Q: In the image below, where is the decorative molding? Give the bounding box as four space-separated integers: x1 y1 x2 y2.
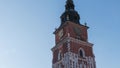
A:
51 37 68 51
69 37 93 47
51 37 93 51
52 52 96 68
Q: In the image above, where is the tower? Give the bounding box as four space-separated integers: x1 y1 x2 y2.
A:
51 0 96 68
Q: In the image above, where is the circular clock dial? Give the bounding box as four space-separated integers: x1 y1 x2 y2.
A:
73 27 81 35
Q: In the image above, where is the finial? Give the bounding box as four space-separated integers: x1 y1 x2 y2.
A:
65 0 75 10
84 22 87 26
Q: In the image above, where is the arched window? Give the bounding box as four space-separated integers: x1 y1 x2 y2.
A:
80 50 83 57
79 48 85 58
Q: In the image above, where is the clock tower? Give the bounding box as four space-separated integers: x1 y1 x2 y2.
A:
51 0 96 68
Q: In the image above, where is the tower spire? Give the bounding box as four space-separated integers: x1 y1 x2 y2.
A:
65 0 75 10
60 0 80 26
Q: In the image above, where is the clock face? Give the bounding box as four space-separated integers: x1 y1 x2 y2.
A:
73 27 81 36
58 29 63 39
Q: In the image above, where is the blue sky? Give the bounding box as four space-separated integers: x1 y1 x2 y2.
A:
0 0 120 68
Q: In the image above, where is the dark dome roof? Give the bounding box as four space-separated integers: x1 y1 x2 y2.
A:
60 0 80 26
60 10 80 25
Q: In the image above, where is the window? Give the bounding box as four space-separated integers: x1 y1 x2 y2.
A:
79 48 85 58
66 15 69 20
80 50 83 57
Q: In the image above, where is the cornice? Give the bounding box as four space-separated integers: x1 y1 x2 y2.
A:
69 37 93 47
51 37 93 52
